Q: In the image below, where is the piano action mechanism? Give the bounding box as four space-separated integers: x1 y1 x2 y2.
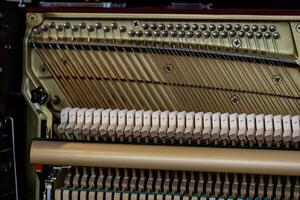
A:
23 10 300 199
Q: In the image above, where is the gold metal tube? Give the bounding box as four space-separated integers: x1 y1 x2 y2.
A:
30 140 300 176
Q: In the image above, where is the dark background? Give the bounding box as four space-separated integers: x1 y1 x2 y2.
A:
0 0 300 199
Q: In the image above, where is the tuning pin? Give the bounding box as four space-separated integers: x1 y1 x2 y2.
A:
144 30 152 37
200 24 207 31
142 23 149 30
111 22 118 30
153 30 160 37
183 24 190 30
269 25 276 32
79 22 86 29
252 25 259 32
87 25 94 32
226 24 233 30
255 32 262 39
150 23 157 30
158 24 165 30
161 30 168 37
273 32 280 39
220 31 228 38
119 26 126 32
71 25 79 32
186 31 193 38
48 22 55 29
243 25 250 31
234 24 241 31
209 24 216 31
178 31 185 37
33 27 42 34
103 26 110 32
260 25 267 32
238 31 245 37
170 31 177 37
192 24 199 30
175 24 182 30
229 31 236 37
195 31 202 38
95 23 102 30
212 31 219 38
246 32 254 38
203 31 211 38
55 25 63 32
167 24 174 30
264 32 271 39
128 30 135 37
135 30 143 37
41 25 49 31
63 22 71 29
217 24 224 31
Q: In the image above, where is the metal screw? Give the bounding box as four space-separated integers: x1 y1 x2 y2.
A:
232 38 242 48
296 24 300 33
131 20 140 28
272 75 283 84
230 95 240 104
61 58 68 65
29 14 37 22
52 95 61 105
163 64 174 73
39 65 47 74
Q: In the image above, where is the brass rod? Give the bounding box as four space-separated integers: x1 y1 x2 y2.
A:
31 140 300 176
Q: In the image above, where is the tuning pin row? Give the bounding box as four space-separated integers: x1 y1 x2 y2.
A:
32 21 280 42
141 23 277 33
56 107 300 147
33 21 125 35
